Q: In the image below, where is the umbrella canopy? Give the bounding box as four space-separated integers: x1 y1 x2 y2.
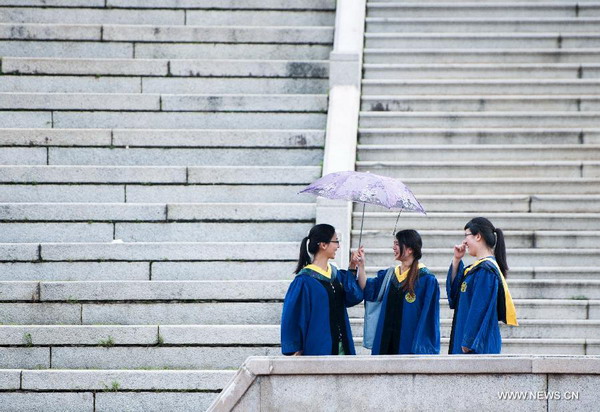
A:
300 171 425 213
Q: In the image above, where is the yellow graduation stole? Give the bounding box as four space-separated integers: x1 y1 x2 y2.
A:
464 258 518 326
304 263 332 279
394 263 426 284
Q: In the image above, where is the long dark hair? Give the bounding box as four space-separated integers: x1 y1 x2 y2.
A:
294 224 336 274
464 217 509 278
396 229 422 295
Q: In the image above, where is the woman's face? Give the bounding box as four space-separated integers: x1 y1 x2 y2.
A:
320 233 340 260
463 229 480 257
393 239 412 262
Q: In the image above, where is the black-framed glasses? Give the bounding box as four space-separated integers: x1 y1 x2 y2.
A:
329 240 341 244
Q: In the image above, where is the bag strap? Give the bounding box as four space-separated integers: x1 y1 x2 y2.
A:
376 267 395 302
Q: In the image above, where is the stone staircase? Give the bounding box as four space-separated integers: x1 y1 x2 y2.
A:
0 0 334 410
354 0 600 355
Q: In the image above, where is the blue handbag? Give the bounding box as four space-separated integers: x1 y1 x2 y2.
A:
363 267 394 349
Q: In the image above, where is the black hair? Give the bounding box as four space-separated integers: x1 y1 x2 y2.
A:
396 229 423 295
465 217 509 277
294 223 337 274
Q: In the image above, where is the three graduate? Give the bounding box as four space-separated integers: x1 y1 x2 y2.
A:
281 217 517 356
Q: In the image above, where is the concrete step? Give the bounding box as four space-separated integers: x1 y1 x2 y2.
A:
0 75 327 94
351 230 600 248
363 63 600 80
357 144 600 161
352 212 600 231
185 10 334 27
366 18 600 33
356 160 598 178
0 184 311 203
365 33 600 49
0 93 327 112
0 58 329 78
44 149 322 166
0 203 167 221
0 128 325 148
363 49 600 64
105 0 336 9
362 178 600 195
361 95 600 112
354 195 600 213
359 112 600 128
364 247 600 267
358 128 600 145
361 79 600 95
365 266 600 280
0 40 133 58
366 3 600 18
50 111 326 130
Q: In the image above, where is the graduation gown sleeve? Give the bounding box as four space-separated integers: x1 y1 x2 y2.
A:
337 269 364 307
280 276 310 355
411 274 441 354
363 269 389 302
446 260 465 310
461 268 499 353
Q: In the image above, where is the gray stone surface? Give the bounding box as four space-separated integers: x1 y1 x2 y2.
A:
115 222 311 242
0 75 140 93
82 302 282 325
186 9 334 27
0 128 111 146
0 23 101 40
112 129 325 148
40 242 297 261
0 93 160 111
51 346 277 369
0 147 46 165
0 347 49 369
142 77 327 94
0 166 186 183
0 41 133 58
53 111 326 130
0 203 166 221
0 223 113 243
167 203 315 221
0 185 124 203
151 261 294 281
547 375 600 410
23 369 234 390
104 25 333 44
0 393 93 412
161 325 280 345
186 166 321 184
0 262 149 281
0 303 80 325
0 244 39 262
161 94 327 112
135 43 330 60
0 7 185 24
126 185 312 203
0 281 39 301
169 59 328 78
0 370 20 390
0 111 51 128
48 148 322 166
2 57 168 76
0 325 157 345
40 280 290 301
96 392 217 412
0 0 104 5
108 0 335 9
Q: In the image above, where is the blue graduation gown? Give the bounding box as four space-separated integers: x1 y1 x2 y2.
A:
364 267 440 355
281 265 364 356
447 260 502 354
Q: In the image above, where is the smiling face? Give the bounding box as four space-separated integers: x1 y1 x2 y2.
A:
393 239 413 262
463 229 481 257
319 233 340 260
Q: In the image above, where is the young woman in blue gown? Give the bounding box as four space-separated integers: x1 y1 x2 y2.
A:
359 229 440 355
281 224 364 356
447 217 518 354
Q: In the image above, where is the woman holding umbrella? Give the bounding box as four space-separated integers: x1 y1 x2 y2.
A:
281 223 365 356
358 229 440 355
446 217 518 354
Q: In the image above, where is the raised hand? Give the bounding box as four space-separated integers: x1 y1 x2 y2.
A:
454 243 466 261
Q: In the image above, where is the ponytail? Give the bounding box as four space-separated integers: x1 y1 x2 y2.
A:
294 224 336 274
465 217 509 278
396 229 423 295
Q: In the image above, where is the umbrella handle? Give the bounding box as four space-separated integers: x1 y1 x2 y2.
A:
358 203 365 250
393 208 403 236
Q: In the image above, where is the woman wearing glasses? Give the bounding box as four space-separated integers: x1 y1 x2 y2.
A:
281 223 364 356
447 217 518 354
359 229 440 355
